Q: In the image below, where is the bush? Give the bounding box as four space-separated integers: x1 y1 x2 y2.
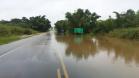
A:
0 26 11 36
0 24 37 36
109 27 139 39
23 29 37 35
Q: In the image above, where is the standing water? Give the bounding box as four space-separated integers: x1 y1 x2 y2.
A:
0 31 139 78
54 32 139 78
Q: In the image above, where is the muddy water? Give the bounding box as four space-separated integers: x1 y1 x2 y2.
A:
0 32 138 78
55 34 139 78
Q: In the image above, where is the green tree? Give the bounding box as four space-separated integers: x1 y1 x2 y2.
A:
64 9 100 33
55 20 69 33
113 9 136 28
29 15 51 32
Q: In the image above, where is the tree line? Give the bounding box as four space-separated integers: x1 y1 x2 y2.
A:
55 9 100 33
55 9 139 39
0 15 52 44
0 15 51 32
1 9 139 40
95 9 139 34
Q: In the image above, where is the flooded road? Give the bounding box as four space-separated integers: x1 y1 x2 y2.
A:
56 33 139 78
0 31 139 78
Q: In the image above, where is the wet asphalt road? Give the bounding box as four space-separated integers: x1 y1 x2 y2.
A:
0 32 60 78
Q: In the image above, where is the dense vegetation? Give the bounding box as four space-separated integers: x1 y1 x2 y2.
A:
109 28 139 39
0 24 37 36
55 9 100 33
0 15 51 32
0 24 37 44
55 9 139 40
0 15 51 44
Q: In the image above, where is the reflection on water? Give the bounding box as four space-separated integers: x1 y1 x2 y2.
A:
56 34 139 78
56 34 139 64
56 35 97 60
97 37 139 64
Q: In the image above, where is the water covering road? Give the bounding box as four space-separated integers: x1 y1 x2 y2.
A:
0 31 139 78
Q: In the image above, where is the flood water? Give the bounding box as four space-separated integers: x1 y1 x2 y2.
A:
0 32 139 78
54 33 139 78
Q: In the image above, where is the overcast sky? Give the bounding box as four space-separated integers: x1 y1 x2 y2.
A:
1 0 139 26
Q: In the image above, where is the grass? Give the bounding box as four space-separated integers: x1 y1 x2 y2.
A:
108 27 139 40
0 23 38 45
0 35 20 45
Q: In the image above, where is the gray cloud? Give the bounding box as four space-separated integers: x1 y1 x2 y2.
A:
0 0 139 26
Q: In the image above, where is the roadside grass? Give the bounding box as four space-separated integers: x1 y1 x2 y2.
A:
0 35 20 45
0 23 39 45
